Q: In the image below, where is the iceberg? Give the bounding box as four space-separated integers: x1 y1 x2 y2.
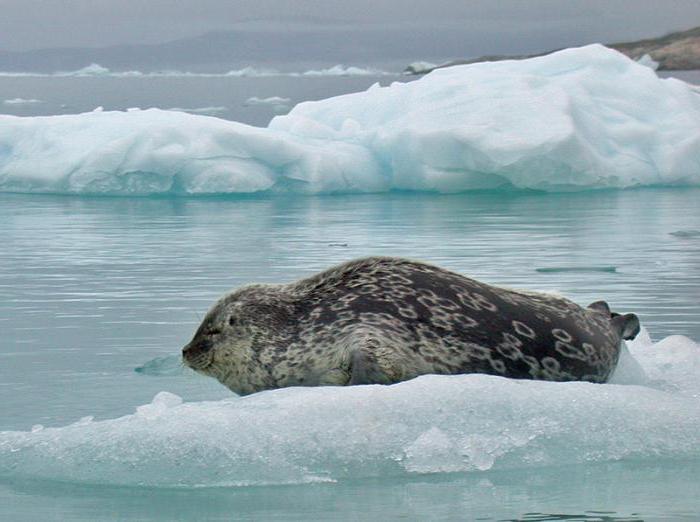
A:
1 45 699 196
0 329 698 487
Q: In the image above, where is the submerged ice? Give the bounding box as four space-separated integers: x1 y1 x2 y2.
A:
0 330 698 487
1 45 699 195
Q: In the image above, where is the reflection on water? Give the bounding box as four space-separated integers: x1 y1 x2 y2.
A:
508 513 642 521
133 355 185 376
1 461 698 521
534 266 617 274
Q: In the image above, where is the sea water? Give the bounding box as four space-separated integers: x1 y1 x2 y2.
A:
1 188 699 521
0 73 402 127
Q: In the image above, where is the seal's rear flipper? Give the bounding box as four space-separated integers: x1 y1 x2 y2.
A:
612 313 641 340
587 300 611 315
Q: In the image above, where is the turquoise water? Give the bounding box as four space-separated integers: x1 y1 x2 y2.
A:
1 189 700 520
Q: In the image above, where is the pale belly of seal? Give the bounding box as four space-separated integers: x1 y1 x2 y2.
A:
183 257 640 394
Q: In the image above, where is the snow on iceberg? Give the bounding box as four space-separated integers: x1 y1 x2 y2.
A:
1 44 699 196
0 329 698 487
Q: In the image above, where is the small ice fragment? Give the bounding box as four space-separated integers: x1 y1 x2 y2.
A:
243 96 291 107
636 54 659 70
151 391 183 408
72 63 111 76
2 98 42 105
136 391 183 419
166 106 228 115
404 61 437 74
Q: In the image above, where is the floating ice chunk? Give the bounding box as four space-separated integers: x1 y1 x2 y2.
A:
404 61 438 74
2 98 42 105
68 63 111 76
299 65 385 77
52 64 144 78
0 333 698 487
223 66 278 77
243 97 291 114
637 54 660 70
243 96 291 107
166 106 228 115
1 45 699 195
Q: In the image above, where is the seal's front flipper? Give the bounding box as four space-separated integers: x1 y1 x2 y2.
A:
612 313 641 340
318 368 351 386
349 349 395 385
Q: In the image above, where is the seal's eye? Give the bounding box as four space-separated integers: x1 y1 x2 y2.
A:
228 316 237 326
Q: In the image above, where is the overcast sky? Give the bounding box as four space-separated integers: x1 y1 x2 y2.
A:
1 0 699 52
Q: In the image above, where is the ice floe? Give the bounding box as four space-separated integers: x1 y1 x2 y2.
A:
0 328 698 487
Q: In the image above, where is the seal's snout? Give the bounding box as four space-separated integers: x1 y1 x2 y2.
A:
182 338 214 370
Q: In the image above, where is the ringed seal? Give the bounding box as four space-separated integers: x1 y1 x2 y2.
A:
182 257 640 395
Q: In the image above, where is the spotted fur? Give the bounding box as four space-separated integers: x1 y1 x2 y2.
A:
182 257 640 395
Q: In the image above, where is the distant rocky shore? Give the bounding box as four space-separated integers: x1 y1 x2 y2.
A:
406 26 700 74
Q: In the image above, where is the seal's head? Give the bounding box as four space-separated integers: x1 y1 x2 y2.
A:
182 283 294 394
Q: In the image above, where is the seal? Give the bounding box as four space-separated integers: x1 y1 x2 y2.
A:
182 257 640 395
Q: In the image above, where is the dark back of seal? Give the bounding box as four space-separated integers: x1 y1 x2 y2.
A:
296 257 638 383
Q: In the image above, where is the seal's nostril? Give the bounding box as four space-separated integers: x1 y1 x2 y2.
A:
182 339 213 358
